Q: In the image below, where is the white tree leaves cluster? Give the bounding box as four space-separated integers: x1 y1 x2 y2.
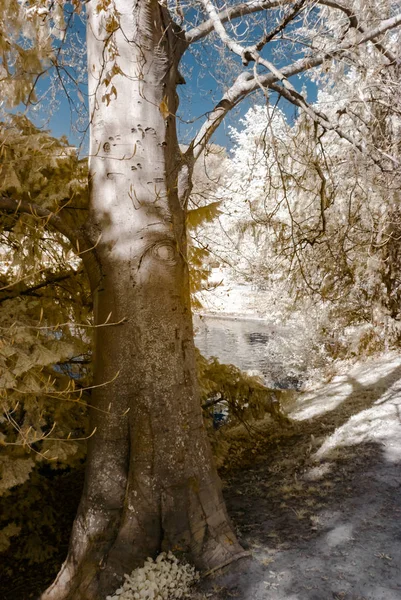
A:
106 552 199 600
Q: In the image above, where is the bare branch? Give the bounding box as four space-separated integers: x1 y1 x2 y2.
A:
190 12 401 159
197 0 248 61
253 0 307 53
185 0 284 44
0 197 78 242
0 266 84 304
322 0 399 64
186 0 399 67
268 81 363 148
190 72 253 161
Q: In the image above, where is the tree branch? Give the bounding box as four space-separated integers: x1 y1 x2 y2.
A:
0 197 78 245
321 0 399 65
185 0 284 44
0 267 84 304
253 0 307 53
189 12 401 159
268 81 362 148
186 0 399 66
0 197 102 290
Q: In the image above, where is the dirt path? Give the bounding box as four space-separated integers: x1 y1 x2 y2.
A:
201 353 401 600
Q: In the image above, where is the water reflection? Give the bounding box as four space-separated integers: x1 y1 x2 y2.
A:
194 314 304 389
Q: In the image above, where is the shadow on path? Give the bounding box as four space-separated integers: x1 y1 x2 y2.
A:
202 356 401 600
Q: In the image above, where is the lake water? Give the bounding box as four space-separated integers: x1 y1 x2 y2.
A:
194 314 305 389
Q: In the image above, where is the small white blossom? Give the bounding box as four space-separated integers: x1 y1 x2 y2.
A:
106 552 199 600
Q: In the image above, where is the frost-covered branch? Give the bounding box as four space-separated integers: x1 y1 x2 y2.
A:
186 0 401 63
322 0 399 64
185 0 284 43
267 81 399 167
190 11 401 159
252 0 307 53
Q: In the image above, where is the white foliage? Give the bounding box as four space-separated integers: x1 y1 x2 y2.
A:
106 552 199 600
196 105 290 290
198 4 401 357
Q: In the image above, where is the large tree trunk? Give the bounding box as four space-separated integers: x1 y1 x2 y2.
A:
41 2 243 599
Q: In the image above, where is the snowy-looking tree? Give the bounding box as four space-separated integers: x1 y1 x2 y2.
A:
1 1 401 598
205 8 401 355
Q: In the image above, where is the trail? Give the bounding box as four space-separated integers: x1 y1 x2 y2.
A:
203 352 401 600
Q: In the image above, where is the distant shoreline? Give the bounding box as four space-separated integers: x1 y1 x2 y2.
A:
194 312 270 324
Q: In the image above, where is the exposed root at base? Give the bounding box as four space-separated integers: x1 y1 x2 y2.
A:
202 550 252 578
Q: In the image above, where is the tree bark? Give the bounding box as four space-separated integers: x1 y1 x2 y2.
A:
41 2 243 598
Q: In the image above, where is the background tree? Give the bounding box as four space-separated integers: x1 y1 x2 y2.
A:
0 1 400 599
204 6 401 358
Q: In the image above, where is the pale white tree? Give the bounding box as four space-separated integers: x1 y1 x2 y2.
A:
205 3 401 354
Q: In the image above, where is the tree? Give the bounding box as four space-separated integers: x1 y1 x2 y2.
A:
1 1 401 598
0 115 94 562
206 9 401 356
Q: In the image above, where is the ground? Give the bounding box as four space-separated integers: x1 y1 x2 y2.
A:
2 353 401 600
198 352 401 600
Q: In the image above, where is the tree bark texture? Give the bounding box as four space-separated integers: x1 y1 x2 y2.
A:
41 2 243 598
